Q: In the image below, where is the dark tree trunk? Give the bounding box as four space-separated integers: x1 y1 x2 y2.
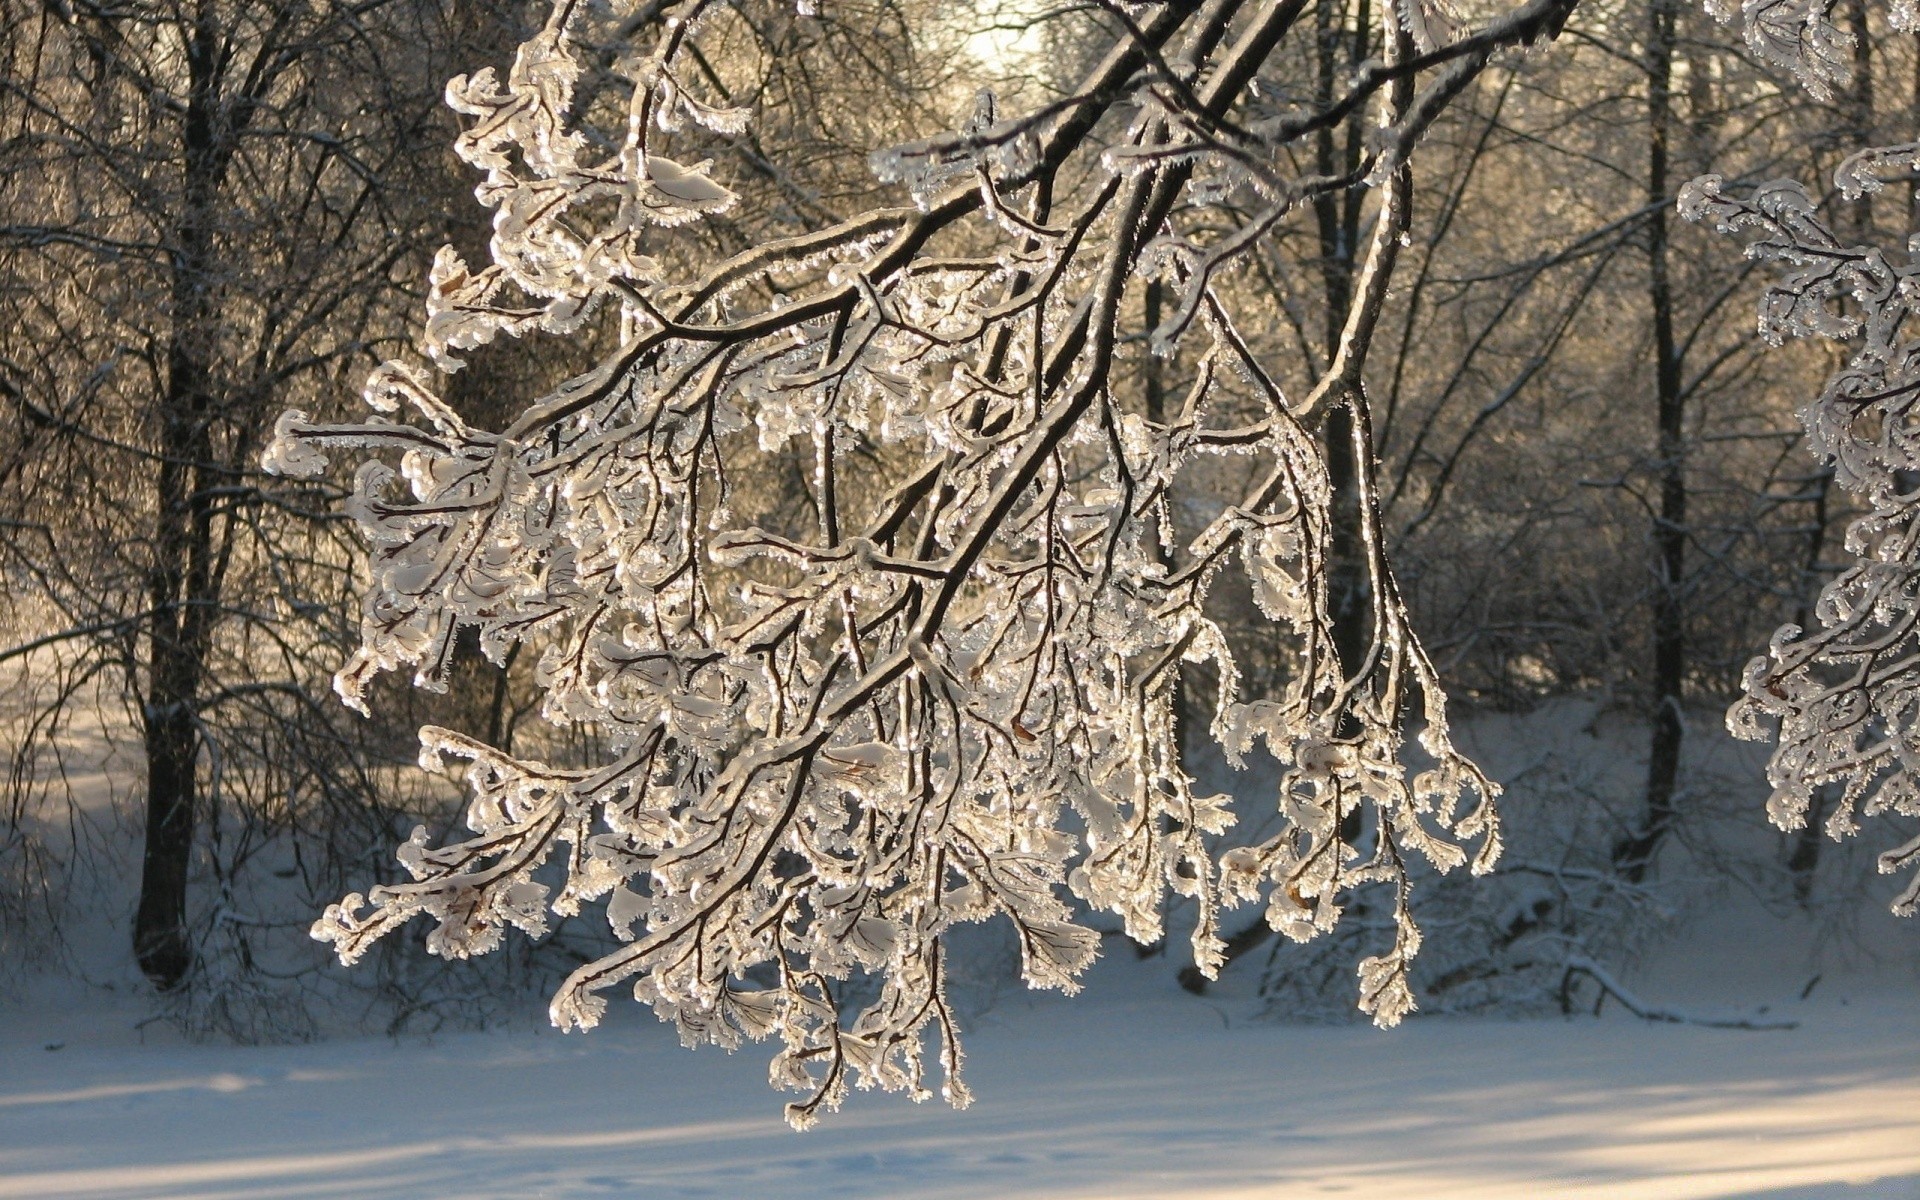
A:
1316 0 1372 692
1615 0 1684 883
135 659 199 989
1314 0 1373 844
134 10 226 990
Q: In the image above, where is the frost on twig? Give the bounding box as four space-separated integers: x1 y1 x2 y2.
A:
269 0 1526 1125
1683 142 1920 918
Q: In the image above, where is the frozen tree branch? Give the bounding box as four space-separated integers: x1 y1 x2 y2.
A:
1687 0 1920 917
268 0 1602 1124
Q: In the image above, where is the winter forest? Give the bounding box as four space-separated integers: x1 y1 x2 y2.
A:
2 0 1919 1195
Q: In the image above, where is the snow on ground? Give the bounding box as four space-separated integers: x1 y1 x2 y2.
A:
3 942 1917 1200
5 690 1916 1197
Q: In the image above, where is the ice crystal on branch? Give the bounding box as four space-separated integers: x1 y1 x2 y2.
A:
264 0 1565 1124
1685 0 1920 917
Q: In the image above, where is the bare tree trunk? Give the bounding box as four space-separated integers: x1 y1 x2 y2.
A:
135 11 225 990
1615 0 1683 883
1317 0 1373 693
4 0 479 1016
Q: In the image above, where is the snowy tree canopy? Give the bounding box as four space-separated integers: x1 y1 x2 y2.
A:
261 0 1912 1125
1672 0 1920 920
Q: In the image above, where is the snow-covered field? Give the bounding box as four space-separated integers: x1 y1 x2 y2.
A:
5 692 1916 1198
4 938 1918 1200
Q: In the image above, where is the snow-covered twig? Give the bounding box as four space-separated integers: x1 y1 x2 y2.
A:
1560 954 1797 1031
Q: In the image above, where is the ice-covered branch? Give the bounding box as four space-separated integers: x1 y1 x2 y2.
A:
1685 0 1920 918
270 0 1557 1124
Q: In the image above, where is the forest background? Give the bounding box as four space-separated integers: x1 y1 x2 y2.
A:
1 0 1914 1040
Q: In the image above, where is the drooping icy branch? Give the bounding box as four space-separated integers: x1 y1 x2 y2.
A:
1685 0 1920 917
1684 169 1920 915
266 0 1553 1126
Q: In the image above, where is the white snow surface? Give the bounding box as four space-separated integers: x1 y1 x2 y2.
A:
6 690 1918 1197
4 932 1918 1200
